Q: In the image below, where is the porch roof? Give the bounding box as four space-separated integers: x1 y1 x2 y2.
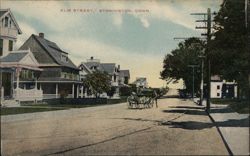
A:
0 52 27 62
0 64 42 71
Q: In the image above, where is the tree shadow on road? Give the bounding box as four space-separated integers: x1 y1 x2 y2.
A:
169 106 205 110
119 117 162 123
162 109 207 116
160 117 249 130
210 108 235 113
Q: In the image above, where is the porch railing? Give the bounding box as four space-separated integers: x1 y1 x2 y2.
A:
13 88 43 101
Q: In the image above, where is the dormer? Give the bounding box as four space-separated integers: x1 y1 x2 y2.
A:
0 9 22 57
61 53 68 62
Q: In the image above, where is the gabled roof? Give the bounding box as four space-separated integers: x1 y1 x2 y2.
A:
0 52 27 62
84 61 101 69
0 10 8 17
119 70 130 78
31 34 78 70
211 75 222 81
0 49 41 71
0 8 22 34
83 62 116 75
79 63 92 74
133 77 147 84
101 63 116 74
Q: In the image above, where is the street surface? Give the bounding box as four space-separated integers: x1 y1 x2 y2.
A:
1 98 228 155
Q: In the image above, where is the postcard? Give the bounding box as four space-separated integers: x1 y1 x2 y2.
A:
1 0 249 155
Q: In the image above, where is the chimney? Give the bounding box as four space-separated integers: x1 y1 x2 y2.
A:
39 33 44 38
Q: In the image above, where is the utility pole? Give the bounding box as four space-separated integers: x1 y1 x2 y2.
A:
198 55 205 105
191 8 213 113
188 65 199 100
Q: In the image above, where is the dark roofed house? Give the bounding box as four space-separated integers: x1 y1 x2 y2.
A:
19 33 81 99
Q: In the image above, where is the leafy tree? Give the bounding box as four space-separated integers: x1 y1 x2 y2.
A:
83 71 111 98
128 84 137 93
161 37 205 95
119 86 132 96
210 0 250 99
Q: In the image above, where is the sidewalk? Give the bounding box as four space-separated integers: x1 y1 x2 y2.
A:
207 103 249 155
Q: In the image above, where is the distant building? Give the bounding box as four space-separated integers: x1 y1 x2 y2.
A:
119 70 130 85
133 77 148 88
79 57 130 98
210 75 237 98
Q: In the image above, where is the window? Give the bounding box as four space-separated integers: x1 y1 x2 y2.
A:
217 93 220 97
4 17 8 27
9 40 13 51
91 66 97 70
0 39 3 56
217 85 220 90
61 54 68 62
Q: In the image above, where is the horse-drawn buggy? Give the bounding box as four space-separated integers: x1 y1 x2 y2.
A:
127 92 155 109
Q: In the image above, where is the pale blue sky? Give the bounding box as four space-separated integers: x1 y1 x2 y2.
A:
3 0 222 87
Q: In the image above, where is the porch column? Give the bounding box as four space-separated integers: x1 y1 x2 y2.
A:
16 68 20 89
72 84 75 98
35 79 38 90
56 84 58 98
0 87 4 104
0 71 3 103
84 88 88 97
11 70 14 98
76 85 79 98
81 86 84 98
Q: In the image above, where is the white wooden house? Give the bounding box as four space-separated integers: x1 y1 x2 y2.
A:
0 9 22 57
0 9 43 106
133 77 148 88
79 57 130 98
210 75 237 98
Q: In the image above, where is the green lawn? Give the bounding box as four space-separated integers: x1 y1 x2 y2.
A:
21 103 113 108
1 98 128 116
0 107 67 116
211 98 249 114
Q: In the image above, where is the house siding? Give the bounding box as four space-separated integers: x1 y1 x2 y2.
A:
19 36 55 64
40 67 62 78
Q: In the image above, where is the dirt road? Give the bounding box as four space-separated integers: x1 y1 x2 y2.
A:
1 98 228 155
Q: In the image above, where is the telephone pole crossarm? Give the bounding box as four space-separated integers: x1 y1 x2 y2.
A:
191 8 213 113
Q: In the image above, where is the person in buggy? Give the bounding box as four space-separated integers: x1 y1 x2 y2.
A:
154 90 159 108
131 92 139 104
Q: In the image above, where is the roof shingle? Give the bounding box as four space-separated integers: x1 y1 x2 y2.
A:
32 34 78 70
0 52 27 62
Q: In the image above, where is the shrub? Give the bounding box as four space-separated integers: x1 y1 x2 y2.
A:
120 86 132 96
